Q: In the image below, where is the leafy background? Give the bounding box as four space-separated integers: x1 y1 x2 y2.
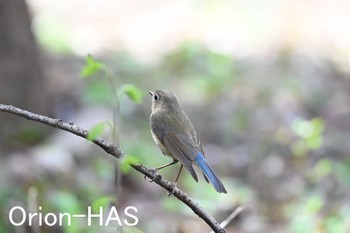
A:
1 0 350 233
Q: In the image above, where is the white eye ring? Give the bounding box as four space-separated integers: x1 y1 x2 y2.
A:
153 94 159 101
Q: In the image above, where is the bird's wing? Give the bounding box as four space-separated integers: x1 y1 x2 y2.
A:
150 111 204 181
163 132 199 182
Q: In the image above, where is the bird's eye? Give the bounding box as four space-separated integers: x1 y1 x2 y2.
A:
153 94 159 101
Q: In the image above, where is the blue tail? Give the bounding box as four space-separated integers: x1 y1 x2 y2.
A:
194 152 227 193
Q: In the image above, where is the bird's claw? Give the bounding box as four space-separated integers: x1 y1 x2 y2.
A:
144 169 158 183
167 182 177 197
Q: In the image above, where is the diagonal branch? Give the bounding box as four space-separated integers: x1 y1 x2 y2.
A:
0 104 226 233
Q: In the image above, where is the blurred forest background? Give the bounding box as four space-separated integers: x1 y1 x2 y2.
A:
1 0 350 233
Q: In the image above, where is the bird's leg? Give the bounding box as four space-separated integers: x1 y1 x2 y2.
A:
154 160 178 171
144 160 178 182
168 164 183 197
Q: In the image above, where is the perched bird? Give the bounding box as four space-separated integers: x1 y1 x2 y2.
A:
149 90 227 193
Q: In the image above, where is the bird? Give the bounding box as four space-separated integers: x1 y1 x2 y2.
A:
149 89 227 194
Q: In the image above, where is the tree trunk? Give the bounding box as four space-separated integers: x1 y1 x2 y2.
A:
0 0 51 152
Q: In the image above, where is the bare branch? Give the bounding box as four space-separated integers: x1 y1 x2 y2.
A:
210 205 246 233
0 104 226 233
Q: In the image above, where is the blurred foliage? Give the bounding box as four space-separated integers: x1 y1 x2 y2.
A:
91 196 114 214
2 42 350 233
161 42 239 96
81 54 105 78
87 121 108 141
118 84 144 104
120 155 141 174
34 16 72 54
83 80 112 104
291 118 325 156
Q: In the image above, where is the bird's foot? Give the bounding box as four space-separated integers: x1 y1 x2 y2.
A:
144 169 159 183
167 182 177 197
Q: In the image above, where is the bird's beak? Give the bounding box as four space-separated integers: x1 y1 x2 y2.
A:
149 91 154 96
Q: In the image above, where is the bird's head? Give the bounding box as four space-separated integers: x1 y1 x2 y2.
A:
149 89 180 113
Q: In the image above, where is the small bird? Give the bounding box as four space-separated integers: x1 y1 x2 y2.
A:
149 90 227 193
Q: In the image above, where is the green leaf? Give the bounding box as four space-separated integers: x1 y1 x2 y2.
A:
120 155 140 174
51 191 83 214
81 54 105 78
120 84 143 104
92 197 114 214
50 191 83 233
87 122 107 141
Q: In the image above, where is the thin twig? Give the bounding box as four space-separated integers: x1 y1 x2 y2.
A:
210 205 246 233
0 104 226 233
